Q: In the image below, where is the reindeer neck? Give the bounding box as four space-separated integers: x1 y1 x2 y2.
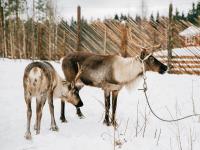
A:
112 56 143 84
53 73 65 98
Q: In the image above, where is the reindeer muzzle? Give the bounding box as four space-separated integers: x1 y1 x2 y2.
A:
159 65 168 74
75 100 83 107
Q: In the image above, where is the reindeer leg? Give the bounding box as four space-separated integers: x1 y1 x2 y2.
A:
34 97 45 131
48 92 58 131
24 94 32 140
35 98 41 134
60 101 67 122
111 90 119 127
34 98 39 131
75 87 85 119
36 95 46 134
103 90 111 126
76 107 85 119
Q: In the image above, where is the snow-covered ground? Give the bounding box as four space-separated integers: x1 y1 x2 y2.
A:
1 58 200 150
155 46 200 57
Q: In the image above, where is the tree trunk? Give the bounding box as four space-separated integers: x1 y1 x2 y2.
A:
10 32 13 58
22 23 26 58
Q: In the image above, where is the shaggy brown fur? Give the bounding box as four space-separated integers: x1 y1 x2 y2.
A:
60 50 167 126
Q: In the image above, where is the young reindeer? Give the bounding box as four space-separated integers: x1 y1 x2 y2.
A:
60 50 167 126
23 61 83 140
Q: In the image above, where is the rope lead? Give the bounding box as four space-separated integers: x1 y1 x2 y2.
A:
140 60 200 122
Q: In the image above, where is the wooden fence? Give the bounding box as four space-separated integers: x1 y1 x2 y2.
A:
156 47 200 75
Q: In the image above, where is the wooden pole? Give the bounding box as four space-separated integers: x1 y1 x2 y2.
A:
77 5 81 51
0 1 2 26
120 21 128 57
2 5 7 58
48 22 52 60
167 3 173 72
32 0 35 60
22 23 26 58
37 25 41 59
0 3 3 57
103 26 107 54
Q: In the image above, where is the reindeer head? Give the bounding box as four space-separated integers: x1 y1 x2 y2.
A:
140 49 167 74
61 81 83 107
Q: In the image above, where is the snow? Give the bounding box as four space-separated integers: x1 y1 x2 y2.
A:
179 26 200 38
155 46 200 57
1 58 200 150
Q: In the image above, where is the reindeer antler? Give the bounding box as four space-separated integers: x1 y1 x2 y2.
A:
75 63 84 83
71 63 84 89
134 43 161 51
150 44 161 52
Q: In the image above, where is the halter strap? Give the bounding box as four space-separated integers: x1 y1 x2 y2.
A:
136 53 153 91
138 53 152 62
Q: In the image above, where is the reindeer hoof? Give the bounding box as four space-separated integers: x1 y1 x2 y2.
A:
103 119 111 126
111 120 118 128
36 130 40 135
34 124 38 130
77 110 85 119
50 125 59 131
60 116 67 123
24 132 32 140
78 114 85 119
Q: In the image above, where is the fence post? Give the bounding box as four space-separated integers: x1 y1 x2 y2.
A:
167 3 173 72
0 3 3 57
120 21 128 57
77 5 81 51
1 3 7 58
104 25 107 54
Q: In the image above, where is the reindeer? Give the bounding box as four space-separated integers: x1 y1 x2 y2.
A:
60 50 167 126
23 61 83 140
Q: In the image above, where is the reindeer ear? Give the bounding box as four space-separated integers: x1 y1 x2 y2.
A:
140 49 147 60
70 82 75 90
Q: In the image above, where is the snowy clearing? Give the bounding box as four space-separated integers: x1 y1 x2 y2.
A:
1 58 200 150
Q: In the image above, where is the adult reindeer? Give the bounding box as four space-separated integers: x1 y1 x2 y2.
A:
60 49 167 126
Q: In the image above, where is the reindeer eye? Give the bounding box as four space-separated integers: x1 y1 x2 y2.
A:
75 90 78 94
149 57 154 63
